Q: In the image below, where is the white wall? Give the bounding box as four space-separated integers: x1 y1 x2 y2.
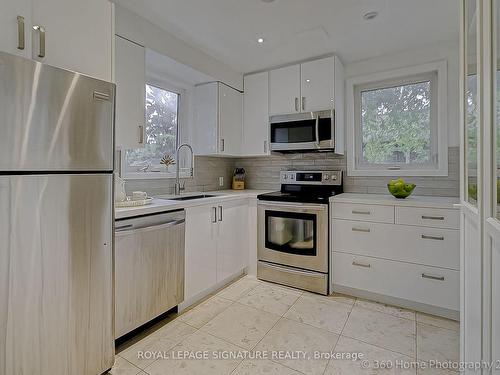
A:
115 4 243 91
344 41 460 147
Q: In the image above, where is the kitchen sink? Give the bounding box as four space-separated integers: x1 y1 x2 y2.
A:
169 194 216 201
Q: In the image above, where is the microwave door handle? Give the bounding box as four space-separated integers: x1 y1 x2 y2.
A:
315 115 320 147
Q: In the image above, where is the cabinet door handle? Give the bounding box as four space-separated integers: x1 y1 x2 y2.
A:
352 227 371 233
352 210 371 215
221 138 225 152
212 207 217 223
294 97 299 112
302 96 306 111
33 25 45 58
218 205 223 221
17 16 25 50
138 125 144 144
421 215 445 220
421 273 445 281
421 234 445 241
352 261 371 268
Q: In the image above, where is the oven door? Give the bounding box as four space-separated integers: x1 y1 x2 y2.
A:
269 110 334 152
258 201 328 273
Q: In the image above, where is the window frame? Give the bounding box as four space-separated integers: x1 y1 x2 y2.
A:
121 78 189 180
346 60 448 176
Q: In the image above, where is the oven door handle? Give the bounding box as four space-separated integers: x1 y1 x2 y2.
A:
258 201 327 212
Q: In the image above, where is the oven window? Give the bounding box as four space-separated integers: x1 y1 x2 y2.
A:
265 210 317 256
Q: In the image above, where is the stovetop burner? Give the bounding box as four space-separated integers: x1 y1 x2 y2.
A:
257 170 343 205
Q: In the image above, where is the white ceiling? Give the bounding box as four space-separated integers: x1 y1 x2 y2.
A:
113 0 459 74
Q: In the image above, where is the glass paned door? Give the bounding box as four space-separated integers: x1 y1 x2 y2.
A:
265 210 316 256
466 0 479 206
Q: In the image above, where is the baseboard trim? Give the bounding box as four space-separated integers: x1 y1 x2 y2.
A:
179 269 246 312
333 284 459 320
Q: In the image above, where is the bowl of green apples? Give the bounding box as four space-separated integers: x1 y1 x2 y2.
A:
387 178 416 199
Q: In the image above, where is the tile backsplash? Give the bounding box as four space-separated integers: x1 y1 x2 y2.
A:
233 147 459 197
123 148 459 198
123 156 234 196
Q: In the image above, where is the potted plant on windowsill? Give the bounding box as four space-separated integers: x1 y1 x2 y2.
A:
160 154 176 173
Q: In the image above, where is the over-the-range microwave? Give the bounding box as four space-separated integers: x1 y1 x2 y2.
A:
269 110 341 153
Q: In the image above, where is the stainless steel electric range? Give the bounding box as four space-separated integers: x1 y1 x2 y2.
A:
257 170 343 295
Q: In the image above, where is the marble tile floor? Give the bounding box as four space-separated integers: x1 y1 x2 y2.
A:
109 276 460 375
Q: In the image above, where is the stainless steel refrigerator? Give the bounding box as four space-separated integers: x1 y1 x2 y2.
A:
0 51 115 374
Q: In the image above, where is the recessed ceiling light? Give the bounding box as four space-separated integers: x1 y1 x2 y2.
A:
261 0 276 3
363 11 378 20
257 38 265 44
306 79 311 83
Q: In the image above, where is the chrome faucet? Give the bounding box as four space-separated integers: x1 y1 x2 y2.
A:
174 143 194 195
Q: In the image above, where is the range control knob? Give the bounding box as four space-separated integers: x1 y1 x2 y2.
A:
323 175 329 180
283 174 287 180
331 175 337 181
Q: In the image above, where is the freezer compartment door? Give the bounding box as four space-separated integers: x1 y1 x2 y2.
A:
0 174 114 375
0 51 114 171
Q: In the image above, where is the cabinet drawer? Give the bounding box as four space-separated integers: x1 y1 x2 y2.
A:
395 206 459 229
331 219 459 270
332 252 459 311
331 202 394 223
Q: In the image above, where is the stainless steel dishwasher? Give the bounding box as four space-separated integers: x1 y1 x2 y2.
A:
114 210 185 339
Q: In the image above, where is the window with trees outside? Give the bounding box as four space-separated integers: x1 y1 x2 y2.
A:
348 64 447 176
123 84 180 177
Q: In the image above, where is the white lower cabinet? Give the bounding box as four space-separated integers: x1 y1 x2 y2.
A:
217 199 249 282
332 219 460 270
332 252 459 312
184 199 248 304
330 195 460 318
184 204 218 301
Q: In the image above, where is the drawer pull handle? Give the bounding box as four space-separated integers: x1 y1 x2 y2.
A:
421 273 445 281
352 227 371 233
352 261 371 268
422 215 445 220
421 234 445 241
352 210 371 215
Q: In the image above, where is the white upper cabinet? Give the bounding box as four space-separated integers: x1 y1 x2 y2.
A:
269 64 301 115
219 83 243 155
243 71 269 156
0 0 112 81
193 82 219 155
193 82 242 156
300 57 334 112
32 0 113 81
0 0 32 57
268 56 343 116
115 36 146 150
